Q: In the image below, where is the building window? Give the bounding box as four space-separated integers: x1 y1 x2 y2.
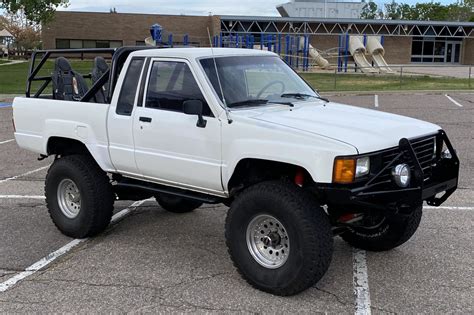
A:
411 37 462 63
55 39 123 49
96 41 110 48
70 40 83 49
56 39 70 49
110 41 122 48
136 41 146 46
83 40 96 48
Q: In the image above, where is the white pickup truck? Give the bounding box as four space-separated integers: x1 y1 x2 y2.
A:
13 47 459 296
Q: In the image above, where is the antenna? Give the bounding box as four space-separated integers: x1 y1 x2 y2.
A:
207 27 232 124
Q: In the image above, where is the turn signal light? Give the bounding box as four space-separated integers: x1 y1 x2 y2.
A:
333 158 355 184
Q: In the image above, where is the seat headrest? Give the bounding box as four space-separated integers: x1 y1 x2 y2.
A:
94 57 109 73
54 57 72 72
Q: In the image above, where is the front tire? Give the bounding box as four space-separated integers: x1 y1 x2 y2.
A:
340 206 422 252
225 181 333 296
45 155 114 238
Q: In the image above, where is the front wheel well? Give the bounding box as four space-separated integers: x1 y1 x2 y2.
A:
227 158 314 195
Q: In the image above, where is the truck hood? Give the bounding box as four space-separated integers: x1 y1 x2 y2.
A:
246 101 440 154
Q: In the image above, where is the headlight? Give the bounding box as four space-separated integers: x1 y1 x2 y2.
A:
333 156 370 184
442 149 452 159
392 164 411 187
356 157 370 178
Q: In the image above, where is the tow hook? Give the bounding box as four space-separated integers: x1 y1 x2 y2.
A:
38 154 48 161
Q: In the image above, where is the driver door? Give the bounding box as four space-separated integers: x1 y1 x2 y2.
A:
133 59 223 194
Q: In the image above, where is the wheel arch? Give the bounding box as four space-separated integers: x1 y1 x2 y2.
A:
46 136 113 171
226 158 315 194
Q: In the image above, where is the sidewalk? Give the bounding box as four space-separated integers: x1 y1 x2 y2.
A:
0 60 27 67
396 65 472 79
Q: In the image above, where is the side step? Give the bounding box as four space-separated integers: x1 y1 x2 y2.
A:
113 177 224 204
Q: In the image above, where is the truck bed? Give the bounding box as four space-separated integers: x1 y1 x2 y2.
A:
13 97 115 171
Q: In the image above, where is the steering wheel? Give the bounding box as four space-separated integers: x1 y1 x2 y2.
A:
256 80 285 99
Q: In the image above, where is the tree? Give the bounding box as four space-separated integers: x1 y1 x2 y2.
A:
398 3 414 20
0 0 68 24
378 1 472 21
1 12 41 53
360 1 378 19
384 1 402 20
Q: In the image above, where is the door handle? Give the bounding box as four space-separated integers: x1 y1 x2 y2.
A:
139 116 152 123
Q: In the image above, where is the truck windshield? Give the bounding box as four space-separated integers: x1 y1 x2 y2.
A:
200 56 319 108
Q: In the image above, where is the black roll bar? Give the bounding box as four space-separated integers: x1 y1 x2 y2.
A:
26 47 157 103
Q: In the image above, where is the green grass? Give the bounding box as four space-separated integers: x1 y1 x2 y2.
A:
0 60 93 94
300 72 472 92
0 60 472 94
0 60 10 65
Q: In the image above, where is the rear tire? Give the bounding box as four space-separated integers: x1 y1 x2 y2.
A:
45 155 114 238
225 181 333 296
340 206 422 252
155 193 203 213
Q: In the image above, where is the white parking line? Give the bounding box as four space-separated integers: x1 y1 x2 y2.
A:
353 248 371 315
445 94 463 107
374 95 379 108
0 139 14 145
0 165 50 185
0 199 148 293
0 195 45 199
425 206 473 210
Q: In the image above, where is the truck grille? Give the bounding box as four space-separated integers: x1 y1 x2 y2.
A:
372 135 436 185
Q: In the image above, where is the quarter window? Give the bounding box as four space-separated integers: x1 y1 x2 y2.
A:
145 61 212 116
116 58 145 116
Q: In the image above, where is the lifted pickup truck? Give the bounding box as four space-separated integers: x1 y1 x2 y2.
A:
13 47 459 296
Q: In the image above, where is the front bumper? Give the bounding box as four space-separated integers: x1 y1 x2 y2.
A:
321 131 459 214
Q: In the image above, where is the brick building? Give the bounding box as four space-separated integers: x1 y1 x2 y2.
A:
42 12 221 50
42 11 474 65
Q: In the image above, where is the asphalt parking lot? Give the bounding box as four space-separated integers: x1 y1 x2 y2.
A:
0 92 473 313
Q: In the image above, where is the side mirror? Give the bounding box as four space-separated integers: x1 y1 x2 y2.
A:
183 100 207 128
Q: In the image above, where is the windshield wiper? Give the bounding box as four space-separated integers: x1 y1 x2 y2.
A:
227 99 294 108
227 99 269 108
281 93 329 103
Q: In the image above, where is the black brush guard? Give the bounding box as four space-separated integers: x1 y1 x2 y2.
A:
321 130 459 215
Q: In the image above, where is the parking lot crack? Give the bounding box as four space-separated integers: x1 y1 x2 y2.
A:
313 286 351 307
178 299 255 313
438 284 473 291
159 271 232 293
26 278 161 292
370 304 397 314
0 299 47 306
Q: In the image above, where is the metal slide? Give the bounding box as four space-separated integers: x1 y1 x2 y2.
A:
348 36 378 73
299 38 330 69
145 37 156 46
366 36 395 74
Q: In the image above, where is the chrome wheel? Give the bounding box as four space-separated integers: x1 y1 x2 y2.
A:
246 214 290 269
57 179 81 219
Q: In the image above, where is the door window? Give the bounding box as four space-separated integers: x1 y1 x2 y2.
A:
145 61 212 116
116 58 145 116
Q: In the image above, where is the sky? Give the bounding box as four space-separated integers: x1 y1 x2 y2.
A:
59 0 461 16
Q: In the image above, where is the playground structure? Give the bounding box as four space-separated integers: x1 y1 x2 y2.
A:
338 34 395 74
348 36 378 73
213 33 335 71
366 36 395 74
146 24 192 48
146 24 394 74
